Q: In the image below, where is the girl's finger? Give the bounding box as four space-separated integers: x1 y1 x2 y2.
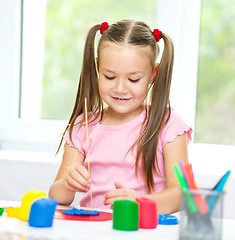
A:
64 176 90 192
104 196 130 205
70 169 90 188
75 165 92 182
114 182 126 189
104 189 127 199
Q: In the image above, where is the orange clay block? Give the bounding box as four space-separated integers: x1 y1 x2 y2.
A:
19 190 47 221
5 207 21 218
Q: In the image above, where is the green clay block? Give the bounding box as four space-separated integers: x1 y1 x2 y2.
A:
113 200 139 231
0 208 4 216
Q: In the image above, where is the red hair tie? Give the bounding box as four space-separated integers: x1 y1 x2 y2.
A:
100 22 109 34
153 29 162 42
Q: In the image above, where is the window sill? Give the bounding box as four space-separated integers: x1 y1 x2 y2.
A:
188 143 235 176
0 149 62 163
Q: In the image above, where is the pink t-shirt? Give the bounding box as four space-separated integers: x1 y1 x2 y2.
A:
64 108 192 209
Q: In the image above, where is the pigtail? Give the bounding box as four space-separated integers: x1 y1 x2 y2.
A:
79 24 103 113
150 32 174 126
56 24 103 154
135 32 174 192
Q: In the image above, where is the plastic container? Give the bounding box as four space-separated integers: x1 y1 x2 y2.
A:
179 188 224 240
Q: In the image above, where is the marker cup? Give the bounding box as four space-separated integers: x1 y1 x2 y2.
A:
179 188 224 240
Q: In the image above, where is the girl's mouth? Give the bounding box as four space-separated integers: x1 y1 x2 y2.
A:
113 97 131 102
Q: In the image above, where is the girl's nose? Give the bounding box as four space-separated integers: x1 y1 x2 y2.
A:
113 79 128 93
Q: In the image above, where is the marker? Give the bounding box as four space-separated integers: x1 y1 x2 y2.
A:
179 161 209 215
179 161 192 187
211 170 231 191
173 164 198 214
207 170 231 214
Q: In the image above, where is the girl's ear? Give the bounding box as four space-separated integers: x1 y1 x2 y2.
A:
150 63 159 83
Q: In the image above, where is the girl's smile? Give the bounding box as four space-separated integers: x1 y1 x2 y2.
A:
112 96 132 103
98 42 153 124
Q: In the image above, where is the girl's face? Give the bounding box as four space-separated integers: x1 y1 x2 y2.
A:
98 42 153 121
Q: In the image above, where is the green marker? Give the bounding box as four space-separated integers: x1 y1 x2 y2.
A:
173 164 198 213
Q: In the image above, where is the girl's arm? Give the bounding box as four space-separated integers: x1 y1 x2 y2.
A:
49 143 91 205
143 132 188 214
104 133 188 214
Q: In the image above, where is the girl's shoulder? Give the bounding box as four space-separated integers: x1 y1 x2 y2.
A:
166 108 184 124
160 108 193 145
64 111 101 151
147 105 183 125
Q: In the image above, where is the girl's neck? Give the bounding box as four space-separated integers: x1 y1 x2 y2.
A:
100 104 145 126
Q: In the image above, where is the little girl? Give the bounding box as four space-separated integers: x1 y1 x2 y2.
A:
49 19 192 214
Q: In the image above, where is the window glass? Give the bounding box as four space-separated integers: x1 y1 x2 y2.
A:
21 0 157 120
195 0 235 145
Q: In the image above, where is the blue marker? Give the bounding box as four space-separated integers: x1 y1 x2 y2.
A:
207 170 231 214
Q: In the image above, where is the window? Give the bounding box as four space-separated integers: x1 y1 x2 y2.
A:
195 0 235 145
0 0 157 151
21 0 157 121
0 0 234 164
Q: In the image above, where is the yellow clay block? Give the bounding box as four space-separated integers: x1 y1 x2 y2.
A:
19 190 47 221
5 207 21 218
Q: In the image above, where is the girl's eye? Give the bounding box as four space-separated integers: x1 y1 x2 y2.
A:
129 78 140 83
105 75 115 80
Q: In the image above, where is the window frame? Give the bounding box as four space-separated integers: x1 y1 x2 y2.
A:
156 0 201 130
0 0 66 152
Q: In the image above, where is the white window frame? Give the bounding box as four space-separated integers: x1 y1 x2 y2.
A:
0 0 234 174
20 0 46 120
156 0 200 129
0 0 66 152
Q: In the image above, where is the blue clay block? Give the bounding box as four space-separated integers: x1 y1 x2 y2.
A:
63 208 77 215
74 209 100 216
158 214 179 225
29 198 58 228
63 208 100 216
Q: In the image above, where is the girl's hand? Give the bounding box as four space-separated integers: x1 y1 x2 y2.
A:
62 164 92 193
104 182 140 206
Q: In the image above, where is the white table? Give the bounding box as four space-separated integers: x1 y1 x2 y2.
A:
0 200 234 240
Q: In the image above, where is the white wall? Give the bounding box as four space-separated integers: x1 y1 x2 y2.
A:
0 147 234 219
0 152 59 202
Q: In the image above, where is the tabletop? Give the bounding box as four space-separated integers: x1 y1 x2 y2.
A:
0 200 234 240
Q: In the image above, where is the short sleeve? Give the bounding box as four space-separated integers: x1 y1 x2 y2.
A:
160 109 193 148
63 114 86 155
